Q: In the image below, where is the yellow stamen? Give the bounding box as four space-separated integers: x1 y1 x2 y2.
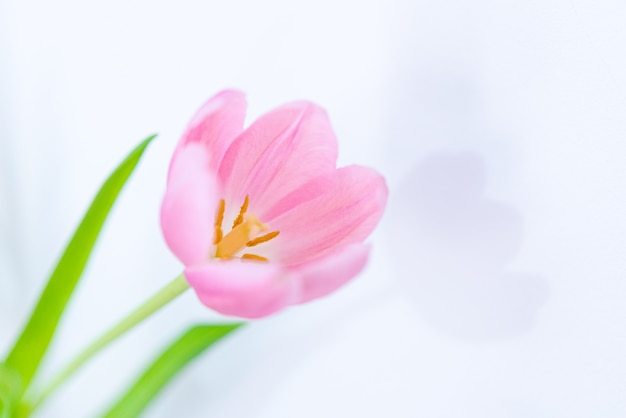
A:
213 199 225 244
241 253 269 262
232 195 249 228
246 231 280 247
216 212 268 258
213 196 278 261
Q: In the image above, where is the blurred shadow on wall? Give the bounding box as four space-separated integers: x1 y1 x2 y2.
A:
390 151 548 340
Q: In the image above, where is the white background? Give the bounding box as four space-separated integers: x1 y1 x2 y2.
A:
1 0 626 417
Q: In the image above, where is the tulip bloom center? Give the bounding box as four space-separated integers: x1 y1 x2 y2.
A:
213 195 280 261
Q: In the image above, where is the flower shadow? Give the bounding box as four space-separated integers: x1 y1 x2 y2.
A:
390 150 548 340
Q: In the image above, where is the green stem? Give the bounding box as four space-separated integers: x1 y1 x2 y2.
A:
28 273 189 412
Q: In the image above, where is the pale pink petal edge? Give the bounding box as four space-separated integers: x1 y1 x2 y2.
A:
184 261 300 319
291 244 371 304
161 143 219 266
168 90 247 181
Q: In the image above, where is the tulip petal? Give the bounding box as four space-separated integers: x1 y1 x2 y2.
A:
170 90 247 179
161 143 220 266
261 172 336 221
218 102 338 217
267 165 387 265
292 244 371 303
185 262 299 319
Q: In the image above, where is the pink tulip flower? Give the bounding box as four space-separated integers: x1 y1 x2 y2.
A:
161 90 387 318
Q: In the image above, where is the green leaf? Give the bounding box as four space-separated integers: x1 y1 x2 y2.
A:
101 323 243 418
0 363 21 418
3 135 156 395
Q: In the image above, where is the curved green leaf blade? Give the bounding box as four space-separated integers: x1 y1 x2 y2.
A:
101 323 243 418
0 363 21 418
3 135 156 394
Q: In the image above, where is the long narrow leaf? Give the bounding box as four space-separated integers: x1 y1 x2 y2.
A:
101 323 243 418
0 363 20 418
3 135 156 394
